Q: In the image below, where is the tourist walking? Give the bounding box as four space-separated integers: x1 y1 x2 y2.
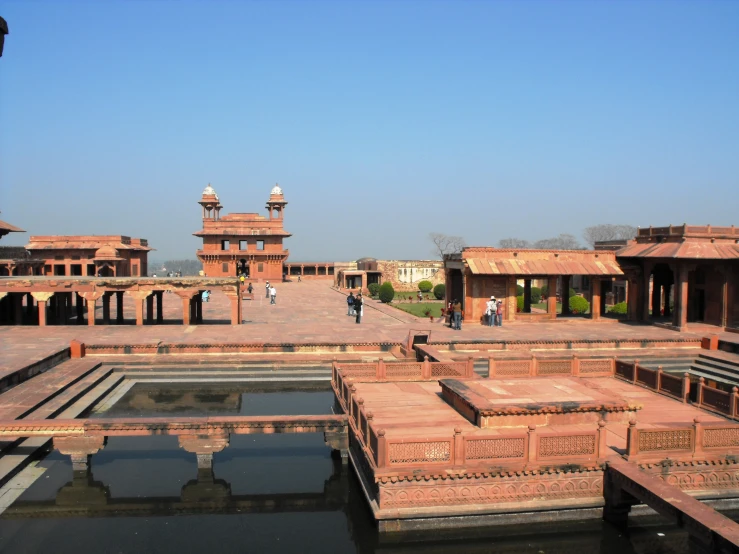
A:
247 282 253 295
354 293 363 324
265 281 270 298
202 290 210 303
495 298 503 327
269 285 277 304
452 299 462 330
486 296 496 327
347 292 355 315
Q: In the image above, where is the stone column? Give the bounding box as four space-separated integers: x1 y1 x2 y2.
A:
507 276 517 322
224 289 241 325
523 279 532 313
156 291 164 323
651 276 662 318
178 435 229 470
561 275 570 315
146 294 154 324
54 436 106 472
591 278 601 320
547 276 558 319
116 291 124 324
128 291 152 326
674 265 689 330
31 292 54 326
102 293 111 324
80 292 104 326
641 263 653 322
176 291 197 325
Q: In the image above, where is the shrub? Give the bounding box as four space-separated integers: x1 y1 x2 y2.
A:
516 295 524 312
608 301 627 315
569 287 577 298
530 286 542 304
433 283 445 300
541 285 548 297
569 295 590 314
516 284 524 296
368 283 380 297
379 282 395 303
418 280 433 293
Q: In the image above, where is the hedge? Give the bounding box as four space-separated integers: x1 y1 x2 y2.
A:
379 282 395 303
368 283 380 297
418 280 433 293
433 283 445 300
569 295 590 314
607 301 627 315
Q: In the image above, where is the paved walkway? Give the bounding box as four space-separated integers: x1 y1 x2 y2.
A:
0 281 707 381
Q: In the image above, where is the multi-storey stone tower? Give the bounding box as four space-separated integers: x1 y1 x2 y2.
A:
194 184 291 280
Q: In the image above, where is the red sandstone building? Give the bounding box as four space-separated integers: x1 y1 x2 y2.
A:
25 235 152 277
194 184 291 281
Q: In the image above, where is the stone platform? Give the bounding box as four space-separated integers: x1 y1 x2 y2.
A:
440 377 641 428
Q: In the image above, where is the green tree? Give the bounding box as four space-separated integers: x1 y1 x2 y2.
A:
569 295 590 314
368 283 380 297
379 282 395 303
530 286 542 304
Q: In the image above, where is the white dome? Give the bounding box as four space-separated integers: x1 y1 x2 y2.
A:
271 183 283 195
202 183 217 196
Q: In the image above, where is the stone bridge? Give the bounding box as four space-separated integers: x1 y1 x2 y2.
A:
605 458 739 554
0 415 349 470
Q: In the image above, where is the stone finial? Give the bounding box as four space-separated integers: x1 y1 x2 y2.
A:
528 424 536 432
598 420 606 428
377 430 385 437
454 427 462 435
628 418 637 427
694 417 703 424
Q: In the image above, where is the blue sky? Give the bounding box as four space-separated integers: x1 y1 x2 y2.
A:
1 0 737 261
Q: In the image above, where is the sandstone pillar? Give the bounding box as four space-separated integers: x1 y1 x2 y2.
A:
31 292 54 326
128 291 152 326
75 293 84 324
641 263 653 322
590 278 601 320
116 291 124 324
301 264 304 276
547 276 558 319
626 275 640 321
146 294 154 324
523 279 531 313
80 292 104 326
561 275 570 315
102 293 111 324
178 435 229 470
674 265 689 330
224 289 241 325
54 435 106 472
651 276 662 318
176 291 197 325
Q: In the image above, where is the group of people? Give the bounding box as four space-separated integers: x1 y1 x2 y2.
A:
346 292 363 324
486 295 504 327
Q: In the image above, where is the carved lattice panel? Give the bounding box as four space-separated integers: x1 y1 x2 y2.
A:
579 360 613 374
388 441 451 464
638 430 692 451
495 361 531 377
539 435 596 457
703 428 739 448
465 438 526 460
385 363 423 379
537 361 572 376
431 363 465 377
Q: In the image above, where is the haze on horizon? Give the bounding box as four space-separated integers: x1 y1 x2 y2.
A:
0 1 737 262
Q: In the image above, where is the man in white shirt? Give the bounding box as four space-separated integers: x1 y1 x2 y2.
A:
486 296 496 327
269 285 277 304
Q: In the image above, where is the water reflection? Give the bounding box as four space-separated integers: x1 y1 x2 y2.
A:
0 435 694 554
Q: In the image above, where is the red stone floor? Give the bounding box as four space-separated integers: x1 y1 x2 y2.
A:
350 376 727 455
0 281 707 382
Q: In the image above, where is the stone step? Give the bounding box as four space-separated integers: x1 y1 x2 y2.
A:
0 360 103 421
689 361 739 387
699 352 739 368
21 367 114 420
55 373 126 419
694 355 739 376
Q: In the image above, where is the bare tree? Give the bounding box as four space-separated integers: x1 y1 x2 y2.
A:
498 238 532 248
533 234 582 250
429 233 466 259
582 224 638 247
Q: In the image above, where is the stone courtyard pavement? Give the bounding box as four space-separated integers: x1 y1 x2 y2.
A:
0 281 707 379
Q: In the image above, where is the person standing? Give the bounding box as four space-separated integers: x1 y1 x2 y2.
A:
354 293 363 324
247 282 253 295
486 296 496 327
495 299 503 327
270 285 277 304
202 290 210 303
347 292 355 316
452 299 463 330
265 281 270 298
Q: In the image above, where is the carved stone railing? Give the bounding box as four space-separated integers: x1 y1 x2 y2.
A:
614 359 691 403
626 419 739 462
332 357 473 384
488 355 615 378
